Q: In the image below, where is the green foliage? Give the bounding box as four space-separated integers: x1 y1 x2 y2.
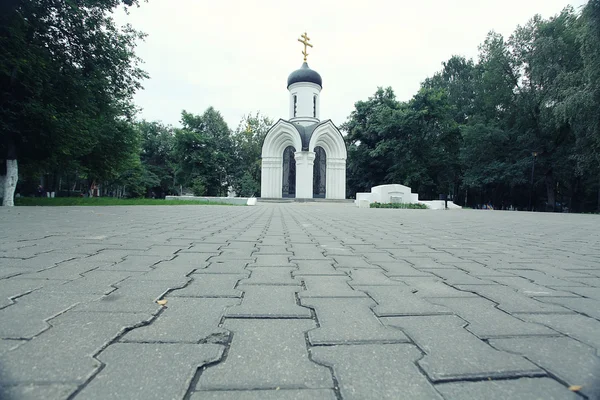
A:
191 177 207 197
346 4 600 212
369 203 428 209
13 197 236 206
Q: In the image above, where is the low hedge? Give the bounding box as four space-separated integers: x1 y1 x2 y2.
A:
370 202 428 209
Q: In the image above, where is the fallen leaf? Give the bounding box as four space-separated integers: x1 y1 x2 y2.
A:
569 385 582 392
156 299 168 306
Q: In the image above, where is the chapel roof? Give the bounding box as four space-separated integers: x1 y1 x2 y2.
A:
287 62 322 88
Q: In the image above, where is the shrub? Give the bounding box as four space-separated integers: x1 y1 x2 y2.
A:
370 202 428 209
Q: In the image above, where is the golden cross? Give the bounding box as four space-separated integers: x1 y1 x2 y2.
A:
297 32 313 62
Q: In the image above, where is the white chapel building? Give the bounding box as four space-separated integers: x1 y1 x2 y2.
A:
261 37 347 199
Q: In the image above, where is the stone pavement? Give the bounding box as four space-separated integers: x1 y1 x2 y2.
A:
0 203 599 399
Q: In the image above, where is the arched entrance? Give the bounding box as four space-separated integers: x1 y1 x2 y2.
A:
313 146 326 198
282 146 296 198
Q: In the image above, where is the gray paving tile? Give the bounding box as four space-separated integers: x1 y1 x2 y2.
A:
491 337 600 399
297 275 367 298
520 313 600 350
455 284 572 313
241 267 299 285
0 311 149 384
427 297 557 338
191 389 336 399
382 315 544 382
301 297 409 345
0 291 100 339
0 383 78 400
172 273 248 298
292 261 345 276
226 285 311 318
78 343 224 399
122 297 238 343
196 319 332 390
312 344 442 399
435 378 578 400
354 285 452 316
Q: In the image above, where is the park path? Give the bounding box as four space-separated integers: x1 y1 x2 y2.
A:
0 204 599 399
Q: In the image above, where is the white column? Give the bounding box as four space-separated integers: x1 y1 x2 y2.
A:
326 158 346 199
294 151 315 199
261 157 282 198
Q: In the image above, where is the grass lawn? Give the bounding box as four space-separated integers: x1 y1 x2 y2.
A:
12 197 238 206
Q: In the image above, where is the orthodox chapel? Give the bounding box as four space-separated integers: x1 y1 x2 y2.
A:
260 33 347 199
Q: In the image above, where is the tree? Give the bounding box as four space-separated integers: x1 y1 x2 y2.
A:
231 112 273 197
0 0 147 205
172 108 234 196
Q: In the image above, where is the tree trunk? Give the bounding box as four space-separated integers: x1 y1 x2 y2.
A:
545 170 555 212
2 138 18 206
597 175 600 213
2 159 18 206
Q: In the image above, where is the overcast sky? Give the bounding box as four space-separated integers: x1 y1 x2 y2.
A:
114 0 588 130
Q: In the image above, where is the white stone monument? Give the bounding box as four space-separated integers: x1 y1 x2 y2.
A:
261 33 347 199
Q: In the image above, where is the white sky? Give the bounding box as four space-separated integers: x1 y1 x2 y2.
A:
114 0 588 130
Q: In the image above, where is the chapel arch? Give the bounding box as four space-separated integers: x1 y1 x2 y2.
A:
313 146 326 198
282 146 296 198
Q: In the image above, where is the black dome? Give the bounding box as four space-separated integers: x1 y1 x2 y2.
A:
287 62 322 88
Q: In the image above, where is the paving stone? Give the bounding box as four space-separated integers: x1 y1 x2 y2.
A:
76 279 186 314
382 315 544 382
311 344 442 399
399 257 452 269
0 311 149 384
500 269 587 288
292 261 345 276
0 291 100 339
160 252 212 267
297 275 367 298
78 343 224 399
202 255 255 264
198 261 249 274
97 255 167 272
491 336 600 398
260 237 288 246
374 261 434 277
226 285 311 318
332 256 377 269
255 246 292 255
249 255 294 267
490 276 580 297
26 259 108 280
241 267 299 285
423 268 494 284
427 297 556 338
539 296 600 319
0 267 24 279
197 319 332 390
0 383 79 400
561 286 600 300
0 277 66 309
520 313 600 350
435 377 578 400
341 268 402 285
354 285 452 316
179 243 224 253
191 389 337 399
455 284 572 313
0 339 25 355
398 277 476 297
122 297 238 343
49 270 132 294
173 273 247 298
301 297 408 345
